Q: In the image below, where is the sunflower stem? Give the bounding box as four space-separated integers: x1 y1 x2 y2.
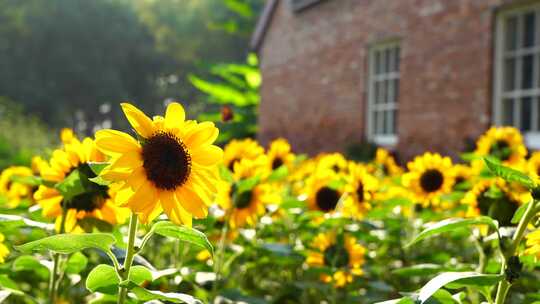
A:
49 206 68 304
118 213 138 304
211 213 230 301
494 199 537 304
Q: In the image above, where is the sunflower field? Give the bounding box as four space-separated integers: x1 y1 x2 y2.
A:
1 103 540 304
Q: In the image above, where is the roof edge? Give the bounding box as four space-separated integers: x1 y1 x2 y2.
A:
249 0 279 53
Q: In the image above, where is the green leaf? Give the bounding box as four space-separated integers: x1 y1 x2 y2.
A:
407 217 499 247
392 264 446 277
375 298 415 304
0 214 53 230
86 264 152 294
484 157 535 189
130 286 202 304
65 252 88 274
418 272 503 303
267 166 288 182
88 176 111 186
15 233 116 254
511 202 530 224
9 175 43 187
54 169 86 202
235 176 260 193
445 274 503 289
0 275 24 296
219 165 234 183
151 221 213 255
88 162 110 176
12 256 49 279
86 264 119 294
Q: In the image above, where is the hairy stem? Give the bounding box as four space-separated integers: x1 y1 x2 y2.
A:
494 199 537 304
117 213 138 304
49 207 67 303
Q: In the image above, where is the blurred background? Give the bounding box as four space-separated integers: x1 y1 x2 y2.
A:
0 0 264 169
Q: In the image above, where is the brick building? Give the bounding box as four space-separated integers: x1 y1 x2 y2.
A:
251 0 540 161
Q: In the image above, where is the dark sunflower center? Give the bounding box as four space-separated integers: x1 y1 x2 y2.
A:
231 184 253 209
62 164 109 212
478 189 518 226
332 165 340 172
455 177 465 185
271 157 284 170
315 187 340 212
323 244 350 268
356 182 365 202
228 158 240 171
489 140 511 161
141 132 191 191
419 169 444 193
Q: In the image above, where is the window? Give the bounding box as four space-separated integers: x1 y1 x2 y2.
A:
367 42 400 146
494 4 540 148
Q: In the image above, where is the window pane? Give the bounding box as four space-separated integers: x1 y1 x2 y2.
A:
392 109 398 134
505 16 518 51
374 81 380 104
502 98 514 126
523 12 536 48
375 51 382 75
375 111 384 134
387 79 395 103
522 97 532 131
522 54 534 89
393 79 399 103
394 47 401 72
384 48 391 73
504 57 516 91
385 110 393 135
381 80 387 104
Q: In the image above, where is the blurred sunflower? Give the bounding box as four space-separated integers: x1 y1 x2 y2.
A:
371 148 403 177
31 156 48 175
316 153 348 174
266 138 295 171
525 229 540 261
402 153 455 207
304 170 345 214
452 164 474 190
306 232 365 287
342 163 378 219
217 158 277 228
223 138 264 171
95 102 222 226
474 127 527 168
35 131 129 232
0 233 9 263
527 152 540 183
462 178 528 226
0 166 34 208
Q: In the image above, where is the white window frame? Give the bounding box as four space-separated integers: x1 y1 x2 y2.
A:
366 41 400 147
494 3 540 149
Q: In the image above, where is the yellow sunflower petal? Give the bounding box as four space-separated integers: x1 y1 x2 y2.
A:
95 129 140 154
120 103 156 138
190 145 223 167
184 122 219 148
164 102 186 130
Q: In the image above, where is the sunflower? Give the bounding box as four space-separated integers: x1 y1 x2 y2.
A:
0 166 34 208
452 164 475 191
527 152 540 183
304 170 346 214
95 102 222 226
316 153 348 174
216 157 275 228
342 163 378 219
223 138 264 171
35 132 129 232
402 153 455 207
266 138 295 171
0 233 9 263
474 127 527 168
525 229 540 261
306 232 366 287
370 148 403 177
462 178 529 226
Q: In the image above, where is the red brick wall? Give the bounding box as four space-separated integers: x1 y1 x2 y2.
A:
257 0 528 161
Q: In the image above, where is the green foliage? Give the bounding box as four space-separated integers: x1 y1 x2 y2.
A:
190 54 260 142
0 97 55 170
484 157 536 189
150 221 214 255
15 233 116 254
